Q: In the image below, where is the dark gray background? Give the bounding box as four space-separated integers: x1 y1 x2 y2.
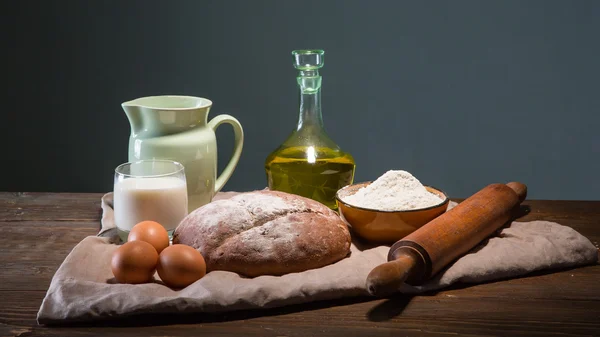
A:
4 0 599 200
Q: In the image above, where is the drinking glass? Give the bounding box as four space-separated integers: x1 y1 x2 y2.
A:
114 160 188 242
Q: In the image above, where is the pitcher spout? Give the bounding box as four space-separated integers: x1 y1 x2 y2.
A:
122 101 144 135
122 95 214 137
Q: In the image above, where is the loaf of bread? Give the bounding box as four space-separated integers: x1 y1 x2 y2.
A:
173 190 351 277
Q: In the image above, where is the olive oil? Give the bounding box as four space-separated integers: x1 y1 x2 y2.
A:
264 50 356 209
265 146 355 209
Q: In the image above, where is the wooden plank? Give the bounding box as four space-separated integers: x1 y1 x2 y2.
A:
1 291 599 336
0 192 103 222
0 221 98 291
3 320 600 337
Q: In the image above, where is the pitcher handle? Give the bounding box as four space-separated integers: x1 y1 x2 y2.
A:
208 114 244 193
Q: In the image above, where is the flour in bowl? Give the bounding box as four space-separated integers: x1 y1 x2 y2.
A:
342 170 444 211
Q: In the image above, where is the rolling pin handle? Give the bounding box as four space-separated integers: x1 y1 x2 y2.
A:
366 253 417 297
506 182 527 203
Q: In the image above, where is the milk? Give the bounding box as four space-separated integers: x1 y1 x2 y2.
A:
113 176 188 237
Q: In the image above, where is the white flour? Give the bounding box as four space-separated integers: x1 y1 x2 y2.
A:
342 170 443 211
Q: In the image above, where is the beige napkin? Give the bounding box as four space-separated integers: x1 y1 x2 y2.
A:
37 192 598 324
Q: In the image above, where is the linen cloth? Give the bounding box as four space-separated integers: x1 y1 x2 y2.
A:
37 192 598 324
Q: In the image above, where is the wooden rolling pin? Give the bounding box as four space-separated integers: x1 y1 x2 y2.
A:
366 182 527 296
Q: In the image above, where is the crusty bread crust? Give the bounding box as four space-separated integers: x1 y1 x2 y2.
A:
173 190 351 277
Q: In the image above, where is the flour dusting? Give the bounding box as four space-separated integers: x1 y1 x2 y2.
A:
342 170 444 211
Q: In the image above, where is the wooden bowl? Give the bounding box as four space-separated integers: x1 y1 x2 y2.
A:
335 182 449 244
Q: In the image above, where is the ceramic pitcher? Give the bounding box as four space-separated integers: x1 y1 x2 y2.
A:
122 95 243 211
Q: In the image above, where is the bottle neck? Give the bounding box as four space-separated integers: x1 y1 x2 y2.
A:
296 70 323 130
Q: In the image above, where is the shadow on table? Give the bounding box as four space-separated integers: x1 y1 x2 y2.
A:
366 294 414 322
365 262 593 322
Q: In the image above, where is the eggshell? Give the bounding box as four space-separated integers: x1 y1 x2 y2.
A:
111 240 158 284
128 220 170 254
157 244 206 288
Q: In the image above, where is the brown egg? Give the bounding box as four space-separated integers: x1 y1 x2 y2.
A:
157 244 206 288
128 220 170 254
111 240 158 284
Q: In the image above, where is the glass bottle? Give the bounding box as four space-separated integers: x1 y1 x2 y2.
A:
265 50 356 210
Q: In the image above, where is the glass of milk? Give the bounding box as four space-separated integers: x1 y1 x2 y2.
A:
114 160 188 242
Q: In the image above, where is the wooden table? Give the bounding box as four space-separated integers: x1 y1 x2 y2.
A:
1 192 599 337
